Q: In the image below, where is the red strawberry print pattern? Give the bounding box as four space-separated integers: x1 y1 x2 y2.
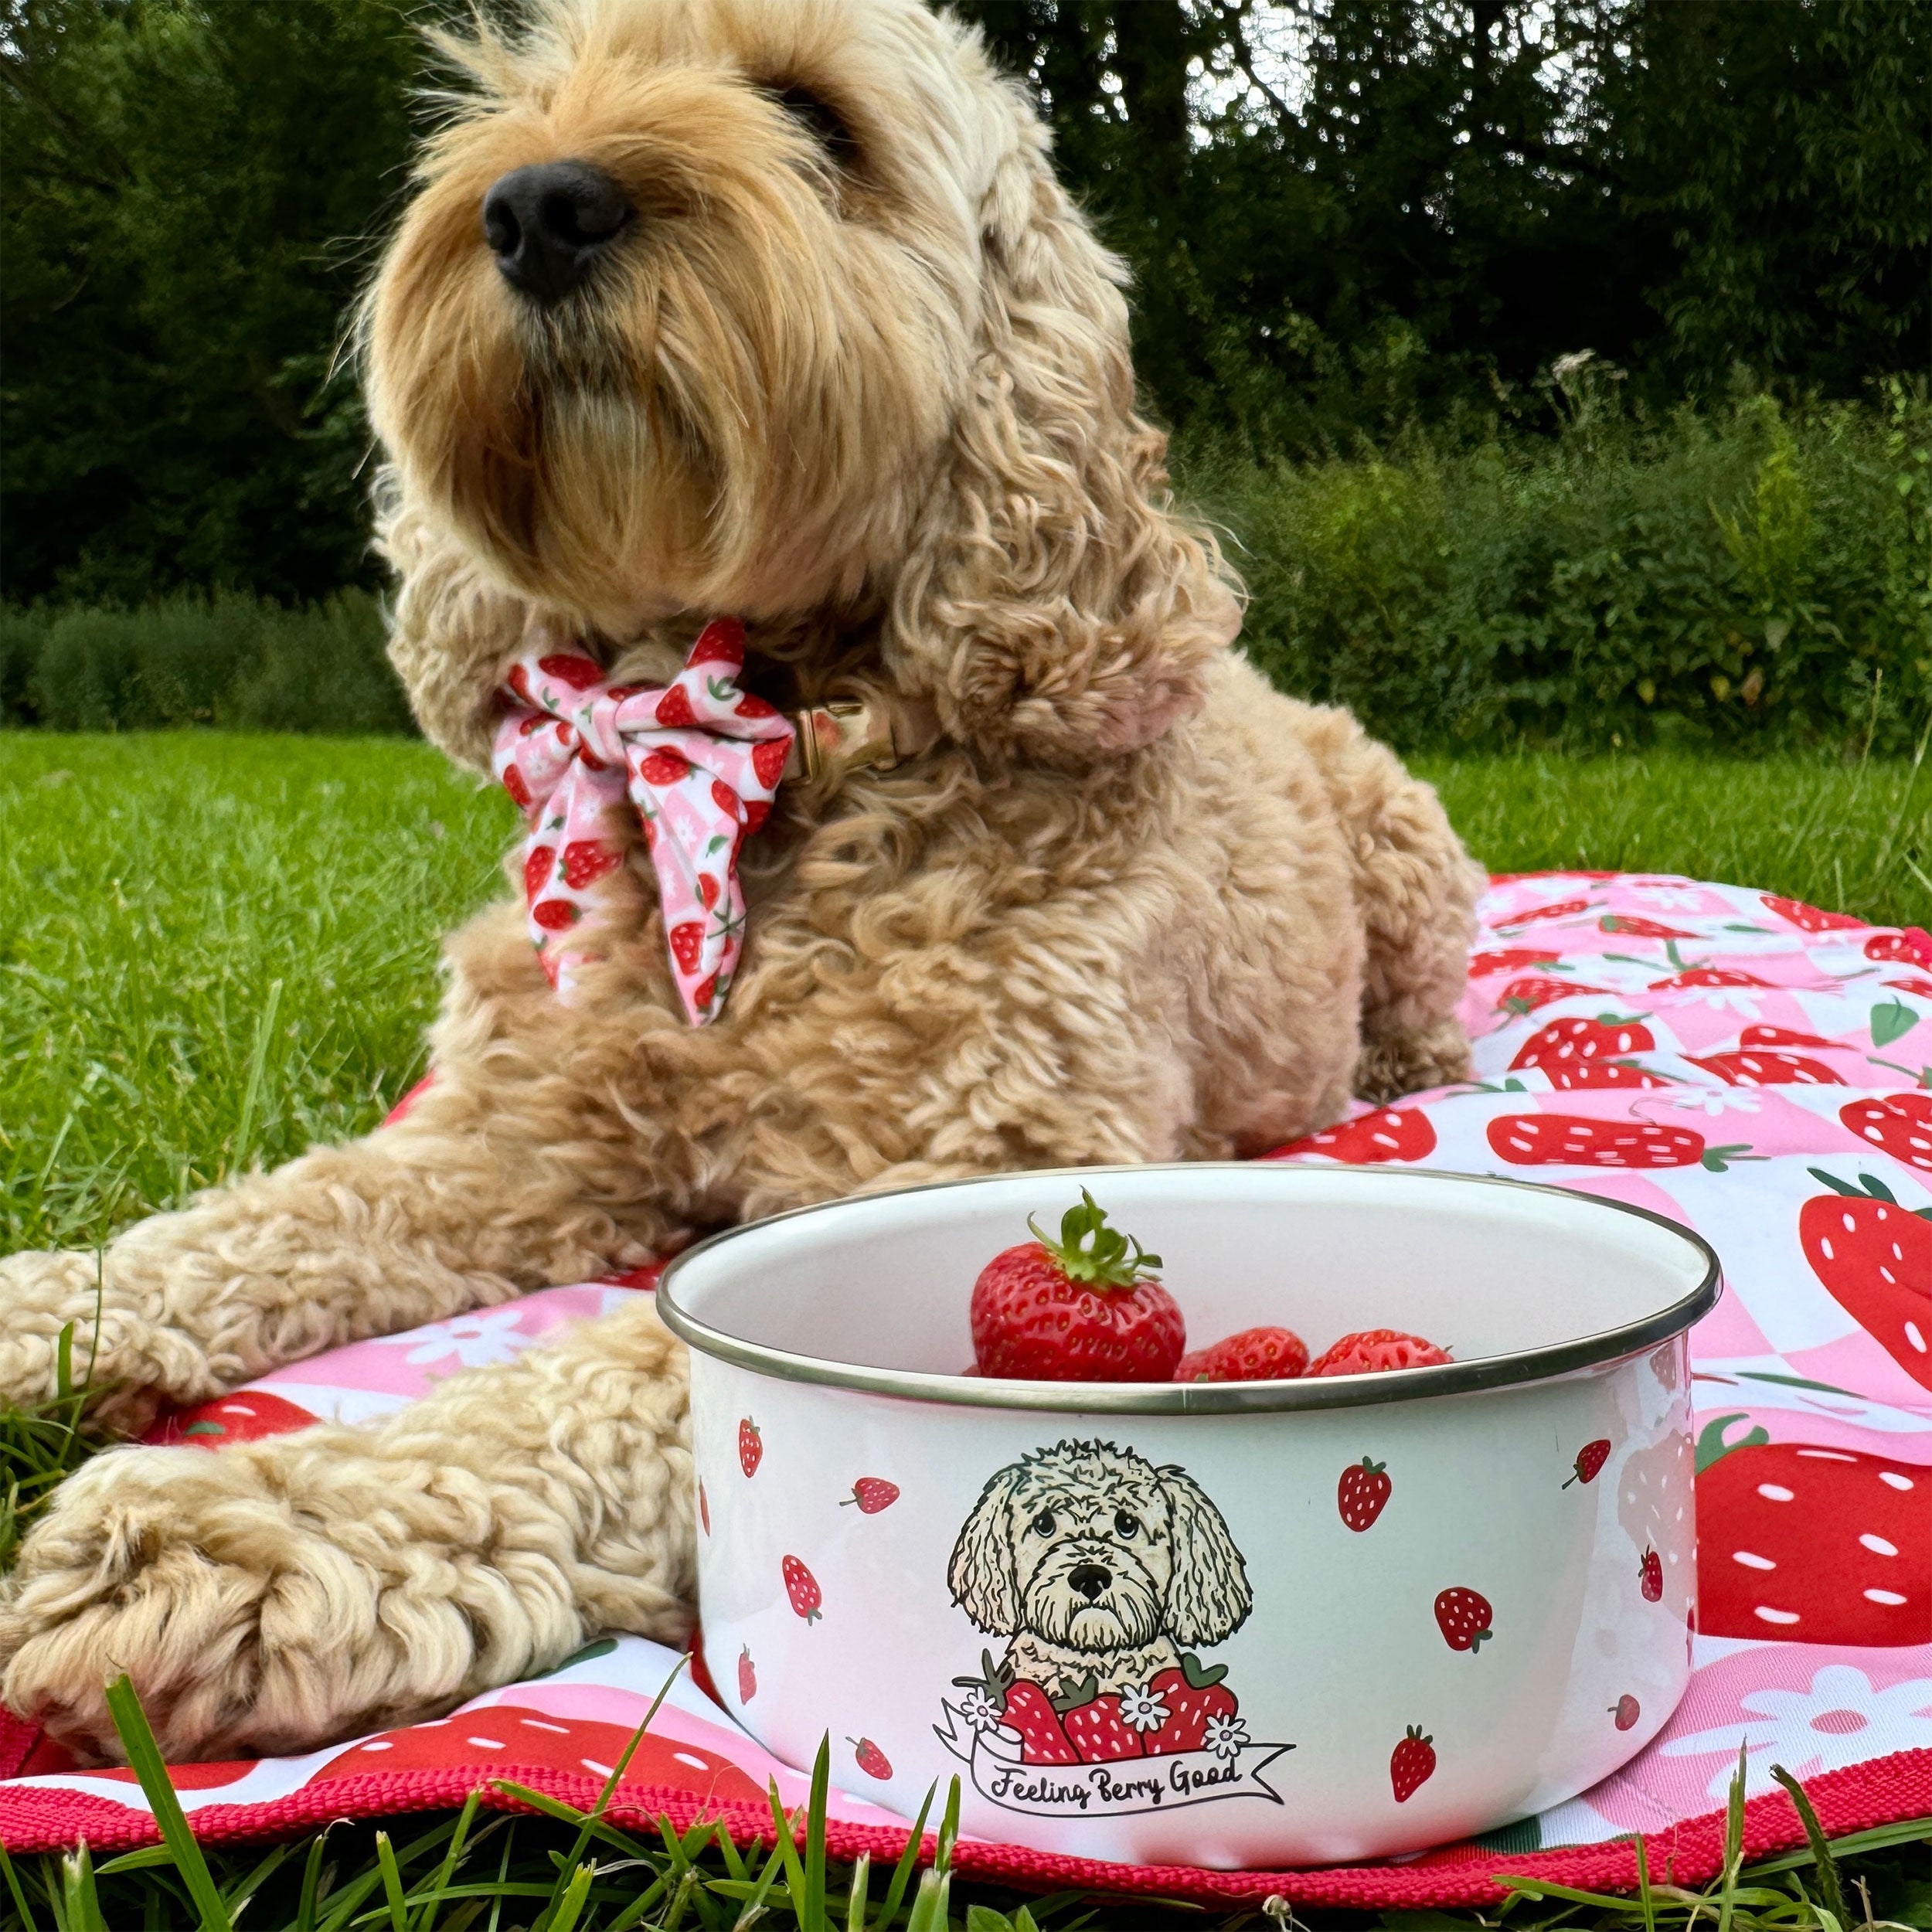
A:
841 1478 900 1513
782 1554 822 1624
1564 1438 1612 1488
1691 1049 1842 1087
1390 1726 1437 1802
1500 896 1594 927
1761 894 1863 934
1001 1681 1080 1765
698 1481 709 1536
1638 1546 1664 1602
1511 1012 1656 1071
315 1706 764 1804
1867 930 1932 968
849 1736 893 1780
1274 1107 1437 1165
1648 967 1772 991
1799 1171 1932 1390
151 1389 320 1447
1498 975 1614 1014
737 1645 757 1703
1611 1694 1641 1730
1600 914 1699 940
1434 1587 1494 1652
1741 1024 1839 1049
1468 947 1562 978
1842 1095 1932 1172
1487 1114 1750 1171
491 620 793 1022
1337 1457 1392 1531
738 1417 763 1477
1696 1430 1929 1645
1141 1655 1239 1756
1055 1685 1143 1762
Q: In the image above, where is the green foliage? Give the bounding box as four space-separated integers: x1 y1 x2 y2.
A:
1188 377 1931 754
0 590 411 733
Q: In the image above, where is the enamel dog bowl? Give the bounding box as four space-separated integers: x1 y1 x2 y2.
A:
657 1164 1719 1869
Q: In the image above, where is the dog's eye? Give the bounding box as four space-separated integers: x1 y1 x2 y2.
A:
1114 1512 1140 1539
767 83 859 172
1030 1510 1057 1539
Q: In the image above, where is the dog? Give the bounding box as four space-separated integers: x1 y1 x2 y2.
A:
948 1440 1250 1698
0 0 1481 1764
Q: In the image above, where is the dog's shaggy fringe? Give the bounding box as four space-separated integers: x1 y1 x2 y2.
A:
0 0 1480 1765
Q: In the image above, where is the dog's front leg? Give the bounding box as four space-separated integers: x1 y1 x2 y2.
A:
0 1294 690 1764
0 1070 684 1432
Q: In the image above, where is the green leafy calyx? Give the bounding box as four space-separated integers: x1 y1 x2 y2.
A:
1027 1189 1162 1291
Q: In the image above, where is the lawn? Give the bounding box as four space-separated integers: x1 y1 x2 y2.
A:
1 731 1927 1930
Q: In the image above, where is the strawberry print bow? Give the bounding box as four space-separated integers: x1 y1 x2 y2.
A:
492 618 794 1024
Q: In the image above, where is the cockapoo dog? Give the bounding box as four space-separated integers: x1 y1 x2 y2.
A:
0 0 1480 1763
948 1440 1251 1698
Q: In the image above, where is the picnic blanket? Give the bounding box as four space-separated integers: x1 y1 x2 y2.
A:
2 870 1928 1906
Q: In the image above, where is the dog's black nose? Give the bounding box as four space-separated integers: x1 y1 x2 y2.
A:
1068 1563 1111 1602
482 162 632 305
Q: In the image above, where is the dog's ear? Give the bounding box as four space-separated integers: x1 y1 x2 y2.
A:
883 96 1240 769
1158 1464 1253 1648
373 466 539 774
947 1464 1024 1634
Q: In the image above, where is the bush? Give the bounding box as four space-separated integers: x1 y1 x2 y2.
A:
2 589 411 735
1183 375 1932 754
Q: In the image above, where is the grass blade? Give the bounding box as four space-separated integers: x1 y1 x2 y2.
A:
543 1862 596 1932
0 1844 39 1932
102 1673 231 1932
870 1782 935 1930
801 1736 830 1932
1715 1745 1748 1932
293 1827 333 1932
1767 1764 1849 1927
230 976 283 1174
375 1831 409 1932
419 1789 481 1932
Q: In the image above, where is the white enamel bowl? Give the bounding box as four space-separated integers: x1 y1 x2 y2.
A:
657 1165 1719 1869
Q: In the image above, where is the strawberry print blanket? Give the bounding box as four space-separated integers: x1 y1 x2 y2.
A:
2 872 1928 1906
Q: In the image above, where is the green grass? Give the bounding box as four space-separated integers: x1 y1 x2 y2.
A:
1 731 1927 1927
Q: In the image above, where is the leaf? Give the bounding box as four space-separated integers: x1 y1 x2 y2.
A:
103 1674 233 1932
1696 1413 1769 1473
1872 998 1920 1048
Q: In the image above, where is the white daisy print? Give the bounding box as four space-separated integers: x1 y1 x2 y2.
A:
957 1687 1004 1733
1117 1685 1171 1733
374 1307 533 1369
1661 1665 1932 1799
1202 1712 1250 1761
1663 1087 1764 1117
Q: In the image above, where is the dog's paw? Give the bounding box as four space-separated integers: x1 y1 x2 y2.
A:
0 1436 474 1764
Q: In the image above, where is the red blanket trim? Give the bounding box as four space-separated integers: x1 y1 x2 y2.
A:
5 1748 1927 1900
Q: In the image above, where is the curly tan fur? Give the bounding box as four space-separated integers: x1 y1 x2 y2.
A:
0 0 1481 1764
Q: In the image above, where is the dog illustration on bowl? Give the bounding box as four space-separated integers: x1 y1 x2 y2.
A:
936 1439 1291 1817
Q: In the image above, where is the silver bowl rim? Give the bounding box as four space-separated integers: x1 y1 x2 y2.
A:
654 1163 1723 1413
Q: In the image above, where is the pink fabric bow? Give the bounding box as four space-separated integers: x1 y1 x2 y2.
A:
492 618 794 1024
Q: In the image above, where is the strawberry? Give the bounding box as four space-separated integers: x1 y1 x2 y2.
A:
1867 930 1932 969
669 921 706 974
1467 948 1562 978
560 840 623 889
1499 896 1593 927
1486 1114 1751 1171
752 738 791 790
1434 1587 1494 1653
738 1417 763 1477
1308 1329 1451 1376
532 899 580 931
502 765 533 810
696 872 719 910
1695 1430 1929 1645
640 747 692 786
1648 968 1772 990
709 777 740 819
1740 1025 1838 1049
1600 914 1699 940
782 1554 821 1623
655 685 696 728
1841 1094 1932 1171
1142 1654 1237 1755
1176 1325 1308 1381
738 1645 757 1703
1337 1457 1392 1531
1762 895 1863 934
1611 1694 1641 1731
1053 1676 1142 1762
1274 1106 1437 1165
698 1481 709 1535
1564 1438 1612 1488
970 1189 1184 1382
688 617 746 665
998 1679 1080 1765
1389 1726 1436 1802
1690 1049 1842 1087
691 972 719 1012
849 1736 893 1780
1638 1546 1663 1602
314 1704 763 1804
1510 1013 1656 1075
735 691 780 719
840 1478 900 1513
524 844 556 898
536 653 605 691
155 1389 320 1447
1799 1171 1932 1390
1545 1060 1672 1090
1498 975 1613 1015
